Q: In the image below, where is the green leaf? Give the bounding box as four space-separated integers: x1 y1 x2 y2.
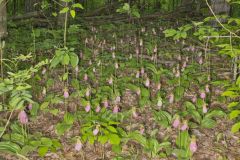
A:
98 135 108 144
59 7 69 14
50 54 64 68
228 102 239 108
222 91 238 98
41 137 53 147
52 139 61 148
176 131 190 149
201 118 216 128
174 86 185 102
69 53 79 67
70 10 76 18
184 101 196 110
62 54 70 65
40 102 49 110
20 145 35 155
52 12 57 17
64 112 75 124
109 134 121 145
0 142 21 154
229 110 240 119
38 146 49 157
72 3 84 9
107 126 117 133
205 110 226 119
231 122 240 133
55 123 72 136
163 29 177 37
112 144 122 153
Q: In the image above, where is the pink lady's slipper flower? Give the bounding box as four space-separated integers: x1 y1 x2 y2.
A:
205 85 210 93
175 70 180 78
18 110 28 124
200 91 206 99
157 98 163 108
140 39 143 46
84 74 88 81
141 67 145 75
115 63 119 69
88 60 92 65
132 107 138 118
145 78 150 88
180 120 188 131
42 67 47 75
42 87 46 96
95 106 101 113
115 96 121 103
129 54 133 59
169 93 174 104
154 45 157 53
112 52 116 59
103 99 109 108
136 71 140 78
75 139 83 151
140 126 145 135
190 136 197 153
28 103 33 110
75 66 79 73
108 77 113 85
93 126 99 136
63 89 69 99
192 95 197 103
177 55 181 61
85 88 90 97
135 48 139 55
85 103 91 112
136 88 141 96
182 61 187 69
93 67 96 73
157 82 161 90
202 103 208 114
172 115 180 128
186 56 189 62
198 57 203 65
113 105 119 113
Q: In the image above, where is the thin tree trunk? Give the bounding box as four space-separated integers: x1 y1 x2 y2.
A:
0 0 7 38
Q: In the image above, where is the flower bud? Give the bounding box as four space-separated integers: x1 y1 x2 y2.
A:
84 74 88 81
108 77 113 85
93 127 99 136
113 105 119 113
190 136 197 153
205 85 210 93
172 116 180 128
85 103 91 112
200 91 206 99
75 139 83 151
28 103 33 110
18 110 28 124
202 103 208 113
169 93 174 104
180 120 188 131
145 78 150 87
64 89 69 99
95 106 101 113
141 67 145 75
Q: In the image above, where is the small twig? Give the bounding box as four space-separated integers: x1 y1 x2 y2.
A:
0 109 14 138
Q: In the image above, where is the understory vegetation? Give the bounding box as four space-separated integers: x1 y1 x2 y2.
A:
0 0 240 159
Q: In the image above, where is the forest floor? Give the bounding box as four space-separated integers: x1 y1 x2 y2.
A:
0 15 240 160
